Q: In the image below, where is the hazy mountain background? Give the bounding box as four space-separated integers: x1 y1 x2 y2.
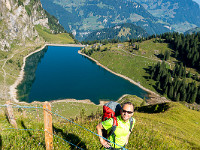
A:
192 0 200 6
40 0 170 41
133 0 200 33
40 0 200 41
84 23 148 41
184 27 200 35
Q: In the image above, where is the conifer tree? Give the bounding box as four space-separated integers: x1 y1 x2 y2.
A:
187 71 192 78
164 50 170 61
179 79 187 101
197 87 200 104
168 85 174 99
164 86 168 95
176 93 180 102
178 63 183 77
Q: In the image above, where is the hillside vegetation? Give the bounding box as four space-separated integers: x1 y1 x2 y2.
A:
0 98 199 149
84 23 148 42
82 32 200 106
35 25 75 44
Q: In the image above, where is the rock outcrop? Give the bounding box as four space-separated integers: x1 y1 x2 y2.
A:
0 0 61 51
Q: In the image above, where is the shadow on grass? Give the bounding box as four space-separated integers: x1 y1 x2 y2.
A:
53 125 87 150
20 120 45 148
21 120 32 137
135 103 170 113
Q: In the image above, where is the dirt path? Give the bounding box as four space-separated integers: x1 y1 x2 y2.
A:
120 48 172 66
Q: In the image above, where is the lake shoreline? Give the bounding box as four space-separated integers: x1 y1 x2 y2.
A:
9 43 167 105
78 50 168 104
9 43 85 103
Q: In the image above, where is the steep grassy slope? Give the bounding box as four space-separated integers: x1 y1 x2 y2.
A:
35 25 75 44
0 100 199 149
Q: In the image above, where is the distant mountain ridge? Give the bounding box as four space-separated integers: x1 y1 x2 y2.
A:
40 0 170 41
184 27 200 35
84 23 148 41
133 0 200 33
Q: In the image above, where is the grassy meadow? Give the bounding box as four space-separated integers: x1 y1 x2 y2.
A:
1 35 200 150
35 25 75 44
83 39 200 96
0 96 200 149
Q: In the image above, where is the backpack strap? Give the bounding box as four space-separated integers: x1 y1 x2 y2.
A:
106 116 117 139
129 117 134 132
107 117 134 149
106 125 117 139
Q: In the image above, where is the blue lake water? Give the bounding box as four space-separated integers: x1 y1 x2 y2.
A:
17 46 148 104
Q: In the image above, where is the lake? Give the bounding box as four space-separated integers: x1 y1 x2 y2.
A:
17 46 148 104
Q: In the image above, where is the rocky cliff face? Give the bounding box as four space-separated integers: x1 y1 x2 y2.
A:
0 0 53 51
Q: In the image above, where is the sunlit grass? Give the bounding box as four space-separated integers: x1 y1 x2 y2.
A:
0 101 199 149
35 25 75 44
91 48 157 92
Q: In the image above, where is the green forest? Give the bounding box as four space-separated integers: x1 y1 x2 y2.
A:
149 32 200 104
83 32 200 105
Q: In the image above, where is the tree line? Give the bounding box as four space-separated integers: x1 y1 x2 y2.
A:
149 61 200 104
160 32 200 71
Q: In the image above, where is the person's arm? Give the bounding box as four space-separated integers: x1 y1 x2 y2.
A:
96 123 111 149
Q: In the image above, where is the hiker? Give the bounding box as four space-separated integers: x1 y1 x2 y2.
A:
96 102 135 149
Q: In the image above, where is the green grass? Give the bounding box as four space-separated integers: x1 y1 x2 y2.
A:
84 39 200 94
90 46 157 92
51 102 102 119
35 25 75 44
118 95 146 107
0 100 199 149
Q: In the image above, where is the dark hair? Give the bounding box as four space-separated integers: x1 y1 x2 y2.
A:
122 102 134 111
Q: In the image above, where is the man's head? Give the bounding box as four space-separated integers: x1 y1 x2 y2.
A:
120 102 134 122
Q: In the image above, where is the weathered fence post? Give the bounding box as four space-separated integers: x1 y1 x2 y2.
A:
43 102 53 150
36 104 40 122
6 101 18 129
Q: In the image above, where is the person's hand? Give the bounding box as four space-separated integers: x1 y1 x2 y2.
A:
100 139 111 149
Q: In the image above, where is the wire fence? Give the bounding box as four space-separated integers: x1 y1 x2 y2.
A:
0 104 128 150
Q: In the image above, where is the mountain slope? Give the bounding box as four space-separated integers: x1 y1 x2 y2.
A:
184 27 200 35
40 0 170 40
84 23 149 41
134 0 200 33
0 0 67 51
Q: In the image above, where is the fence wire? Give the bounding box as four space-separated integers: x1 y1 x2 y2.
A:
0 104 128 150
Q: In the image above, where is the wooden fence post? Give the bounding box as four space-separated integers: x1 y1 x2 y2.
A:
43 102 53 150
36 104 40 122
6 101 18 129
